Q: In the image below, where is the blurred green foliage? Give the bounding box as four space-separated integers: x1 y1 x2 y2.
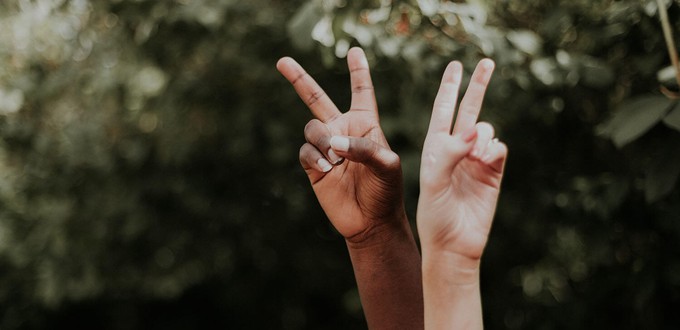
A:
0 0 679 329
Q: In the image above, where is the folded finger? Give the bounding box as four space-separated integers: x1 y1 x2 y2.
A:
470 122 495 160
480 139 508 173
299 143 333 183
304 119 343 164
420 127 477 190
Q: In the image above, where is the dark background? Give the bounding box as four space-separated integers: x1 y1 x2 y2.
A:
0 0 679 329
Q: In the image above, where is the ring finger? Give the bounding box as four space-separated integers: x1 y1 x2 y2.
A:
304 119 344 164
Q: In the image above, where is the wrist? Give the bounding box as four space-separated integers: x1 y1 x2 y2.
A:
421 249 483 329
345 211 412 250
422 248 482 286
343 211 424 330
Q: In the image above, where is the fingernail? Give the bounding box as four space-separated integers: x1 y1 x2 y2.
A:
317 158 333 172
462 128 477 143
330 136 350 152
471 148 480 158
327 149 344 164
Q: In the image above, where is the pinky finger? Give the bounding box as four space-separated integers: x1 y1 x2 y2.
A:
299 143 333 182
480 139 508 173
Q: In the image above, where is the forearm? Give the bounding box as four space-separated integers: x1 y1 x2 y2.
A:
421 250 483 330
346 213 424 330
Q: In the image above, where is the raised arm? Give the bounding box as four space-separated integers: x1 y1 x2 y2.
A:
417 59 508 329
277 47 423 329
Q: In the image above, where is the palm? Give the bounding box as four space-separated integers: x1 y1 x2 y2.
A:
319 114 403 237
420 138 502 259
417 59 507 259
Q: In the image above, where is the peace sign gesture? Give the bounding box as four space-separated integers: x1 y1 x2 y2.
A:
277 47 406 241
417 59 508 329
418 59 507 260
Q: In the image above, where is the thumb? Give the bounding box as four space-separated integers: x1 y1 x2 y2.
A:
420 127 477 189
329 136 400 175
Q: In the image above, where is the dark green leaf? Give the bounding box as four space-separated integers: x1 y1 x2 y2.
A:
579 56 615 88
601 96 674 148
287 0 323 51
663 102 680 132
645 138 680 202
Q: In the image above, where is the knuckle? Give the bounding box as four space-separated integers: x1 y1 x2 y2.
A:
352 84 374 94
314 135 328 149
291 71 308 85
303 119 321 138
350 67 370 74
303 119 330 148
362 138 380 159
383 152 401 171
298 143 311 159
303 121 313 136
306 89 325 106
298 145 310 166
348 138 374 162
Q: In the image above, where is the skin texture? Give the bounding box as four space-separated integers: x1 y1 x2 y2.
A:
417 60 508 330
277 47 424 330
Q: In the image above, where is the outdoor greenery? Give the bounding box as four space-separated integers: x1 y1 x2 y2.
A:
0 0 679 329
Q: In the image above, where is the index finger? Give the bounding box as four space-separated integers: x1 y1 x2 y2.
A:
276 57 342 122
451 59 495 135
429 61 463 134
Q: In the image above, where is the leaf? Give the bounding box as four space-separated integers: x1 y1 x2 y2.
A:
287 1 323 51
645 137 680 203
663 102 680 132
507 30 542 55
417 0 439 17
311 15 335 47
579 56 615 88
0 88 24 114
600 96 675 148
657 65 679 86
530 57 561 86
